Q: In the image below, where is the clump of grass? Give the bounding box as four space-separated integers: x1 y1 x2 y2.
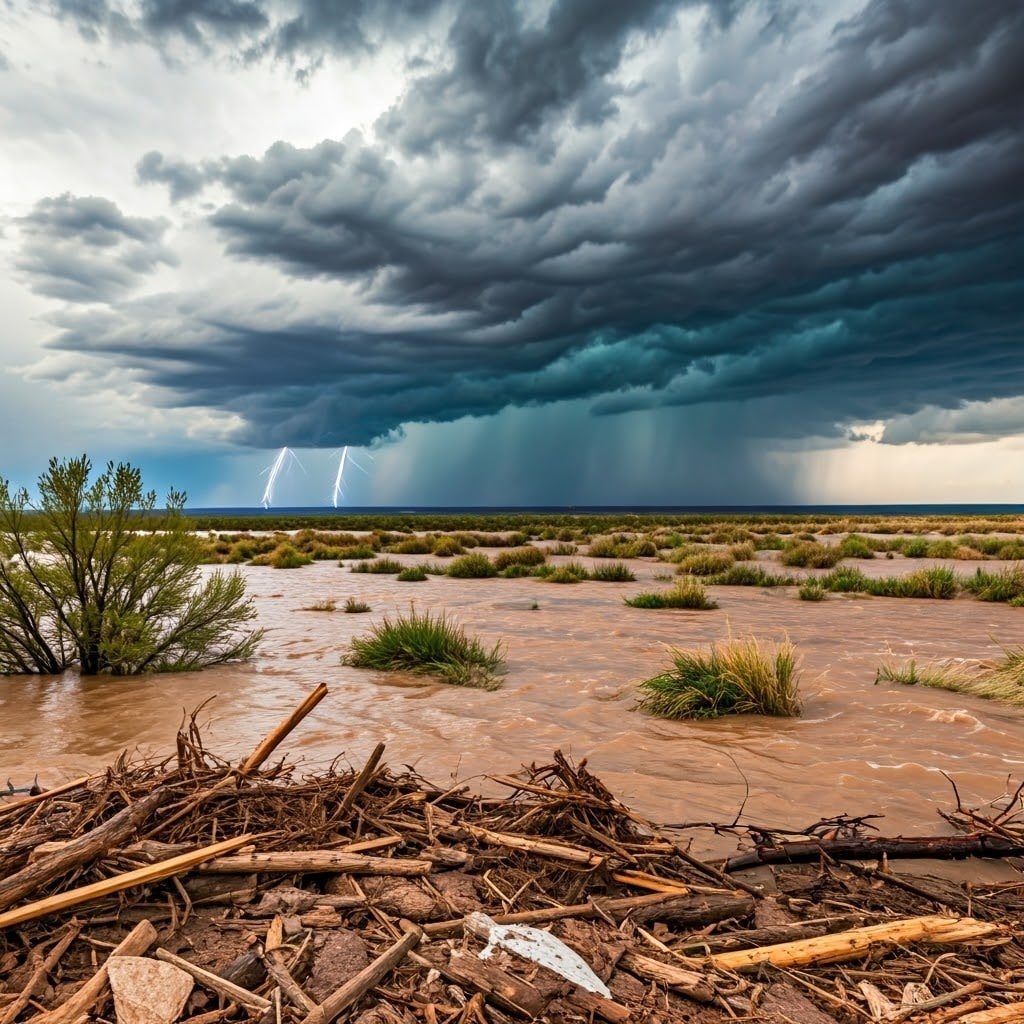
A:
780 541 844 568
344 608 505 689
706 566 797 587
902 537 929 557
338 545 378 561
838 534 875 559
542 560 590 583
636 637 800 719
258 544 312 569
431 536 465 557
500 563 536 578
874 653 1024 706
397 565 428 582
350 557 404 574
549 541 578 555
387 537 433 555
624 577 717 609
873 659 964 687
866 567 958 599
962 565 1024 603
493 546 547 570
446 553 498 578
798 579 827 601
821 566 869 592
676 551 734 576
729 542 756 561
302 598 336 612
589 561 636 582
344 597 371 613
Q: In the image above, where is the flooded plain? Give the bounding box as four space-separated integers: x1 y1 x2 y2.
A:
2 552 1023 855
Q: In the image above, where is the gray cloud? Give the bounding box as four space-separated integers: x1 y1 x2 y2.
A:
31 0 1024 453
16 194 178 302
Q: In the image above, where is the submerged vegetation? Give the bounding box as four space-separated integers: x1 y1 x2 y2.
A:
344 607 506 689
624 577 717 609
636 637 801 720
875 645 1024 706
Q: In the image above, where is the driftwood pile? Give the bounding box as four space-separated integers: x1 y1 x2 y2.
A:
2 684 1024 1024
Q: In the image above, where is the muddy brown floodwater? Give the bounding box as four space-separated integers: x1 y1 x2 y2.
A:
2 553 1023 856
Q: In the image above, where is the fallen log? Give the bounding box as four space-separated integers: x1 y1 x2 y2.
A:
198 850 432 876
617 952 715 1003
0 834 254 930
706 914 1004 971
722 834 1024 871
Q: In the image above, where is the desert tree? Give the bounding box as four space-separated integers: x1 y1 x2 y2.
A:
0 455 263 675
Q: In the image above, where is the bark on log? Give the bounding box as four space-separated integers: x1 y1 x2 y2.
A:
706 915 1003 971
0 788 171 912
722 834 1024 872
199 851 432 876
617 953 714 1003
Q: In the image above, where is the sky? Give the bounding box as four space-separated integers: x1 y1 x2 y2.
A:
1 0 1022 508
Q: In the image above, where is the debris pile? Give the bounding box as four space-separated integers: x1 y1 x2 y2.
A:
2 684 1023 1023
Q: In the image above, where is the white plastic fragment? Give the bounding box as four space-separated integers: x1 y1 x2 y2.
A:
107 956 193 1024
464 911 611 998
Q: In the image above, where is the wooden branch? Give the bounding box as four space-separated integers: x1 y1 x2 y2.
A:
0 833 254 930
617 952 714 1004
260 949 317 1014
237 683 329 776
300 925 423 1024
423 890 753 937
336 742 385 817
960 1005 1024 1023
33 919 157 1024
458 824 605 867
0 776 94 819
154 949 270 1012
0 788 172 912
706 915 1004 971
438 950 547 1019
722 834 1024 872
0 923 81 1024
199 850 431 876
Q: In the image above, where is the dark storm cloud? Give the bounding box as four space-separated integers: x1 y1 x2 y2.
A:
135 150 210 201
17 194 178 302
38 0 1024 449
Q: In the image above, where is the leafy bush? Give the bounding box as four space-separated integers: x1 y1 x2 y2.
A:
0 455 262 675
493 546 547 570
636 637 800 719
344 608 505 689
625 578 717 609
446 553 498 578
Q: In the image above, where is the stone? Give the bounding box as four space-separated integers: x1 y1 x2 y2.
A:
107 956 193 1024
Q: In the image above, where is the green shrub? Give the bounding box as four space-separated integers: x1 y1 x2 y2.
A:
500 563 536 578
902 537 929 557
267 544 313 569
781 541 843 568
344 608 505 689
338 545 378 560
431 536 465 557
636 637 800 719
589 562 636 582
928 539 957 558
676 551 734 576
624 539 659 557
729 542 756 561
838 535 875 559
587 537 621 558
493 546 547 570
447 553 498 578
549 541 578 555
625 578 717 609
344 597 371 613
798 579 827 601
387 537 433 555
866 567 958 599
397 566 428 582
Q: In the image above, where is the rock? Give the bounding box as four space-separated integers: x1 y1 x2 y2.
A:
307 930 370 1002
107 957 193 1024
